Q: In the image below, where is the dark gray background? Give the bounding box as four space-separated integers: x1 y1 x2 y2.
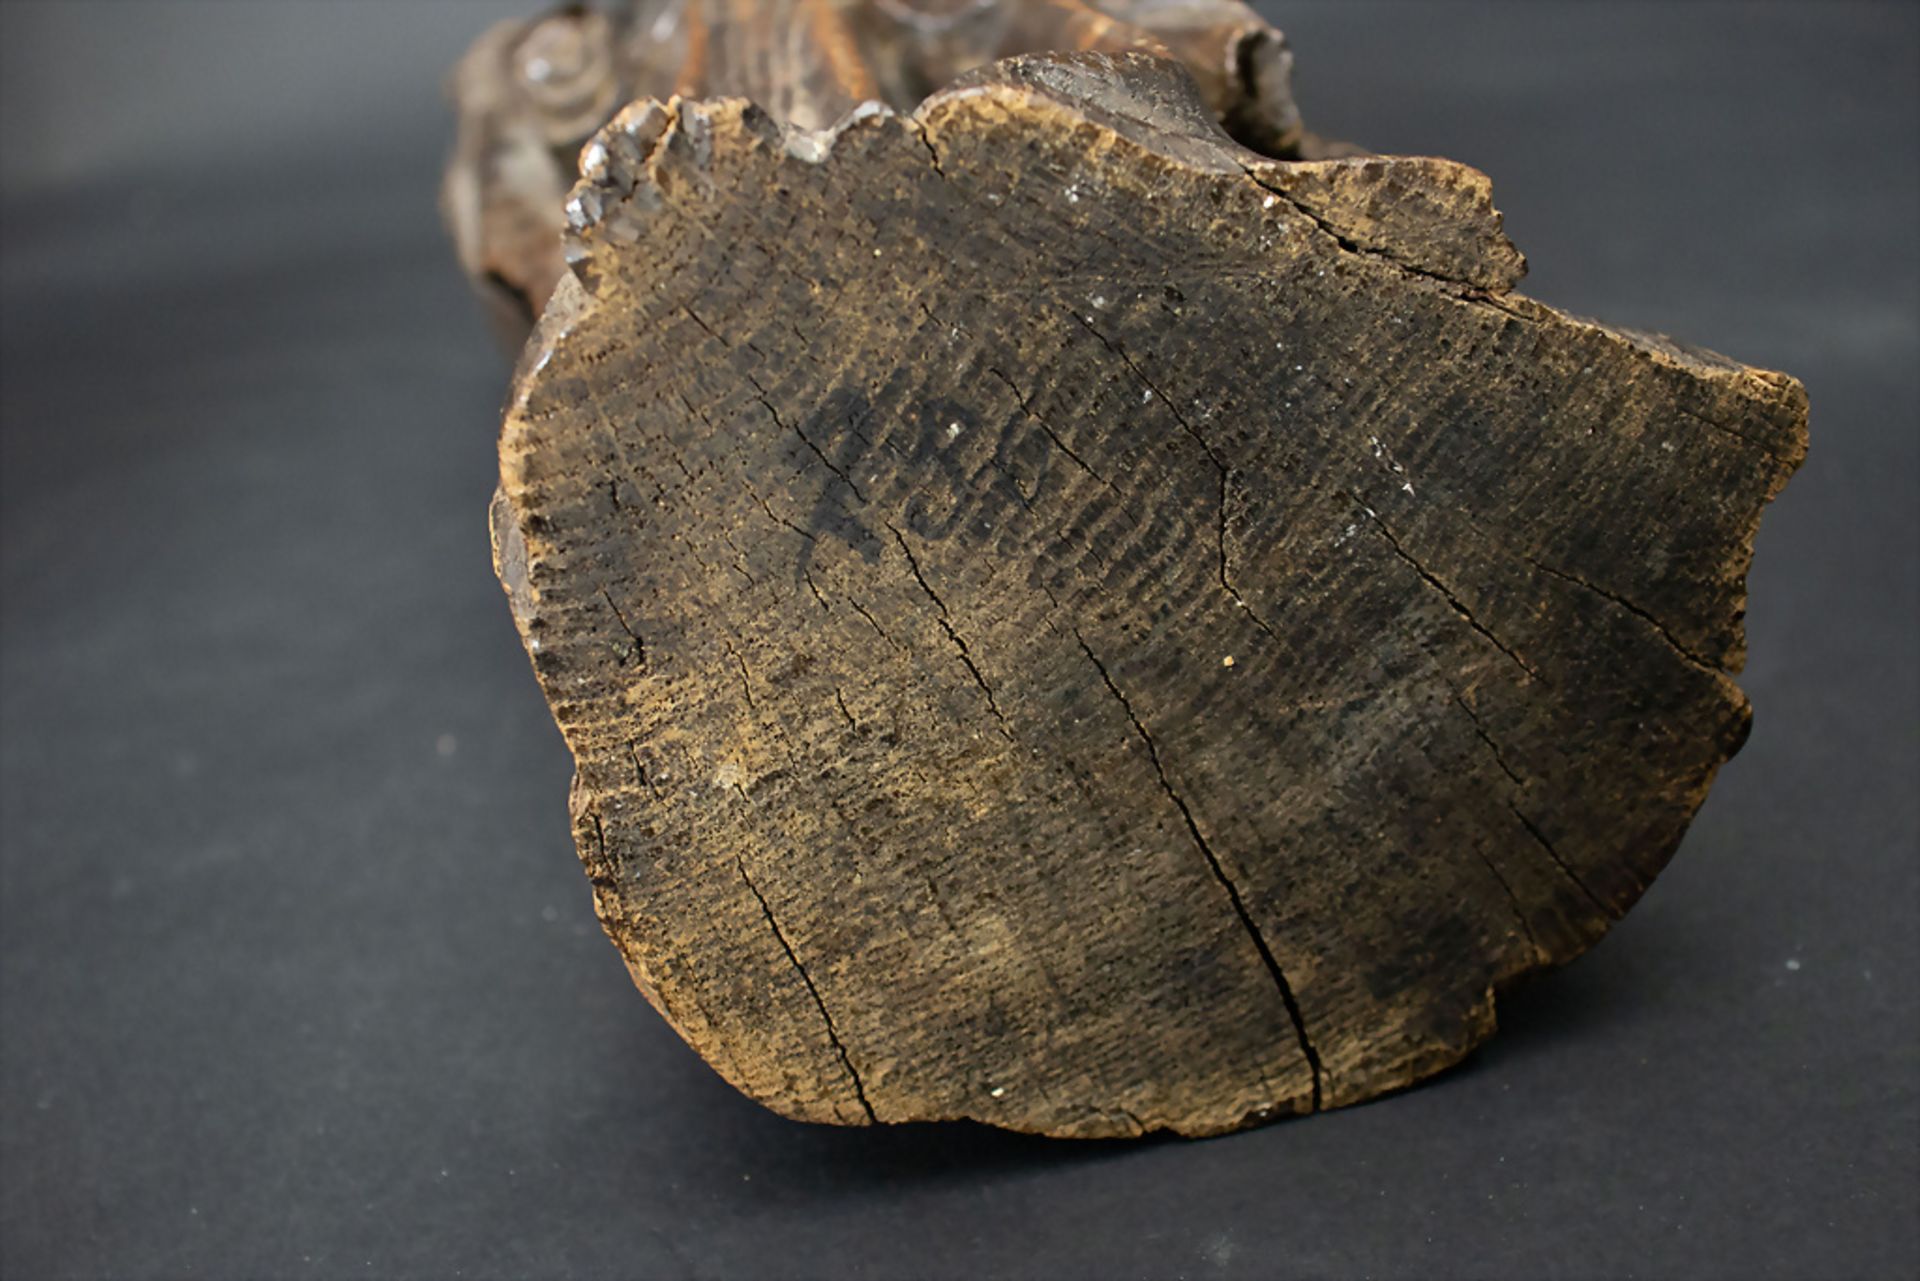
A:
2 2 1914 1278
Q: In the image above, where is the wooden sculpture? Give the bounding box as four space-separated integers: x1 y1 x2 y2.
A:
448 1 1809 1136
444 0 1346 346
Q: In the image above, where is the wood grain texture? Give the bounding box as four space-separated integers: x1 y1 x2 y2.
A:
443 0 1322 345
480 40 1807 1136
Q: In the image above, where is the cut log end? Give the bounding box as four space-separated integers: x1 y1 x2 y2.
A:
472 18 1807 1138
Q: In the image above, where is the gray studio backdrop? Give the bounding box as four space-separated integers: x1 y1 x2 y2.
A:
1 1 533 196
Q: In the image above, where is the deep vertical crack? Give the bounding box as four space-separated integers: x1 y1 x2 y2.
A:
734 854 878 1123
887 524 1015 739
722 638 757 710
1075 633 1323 1110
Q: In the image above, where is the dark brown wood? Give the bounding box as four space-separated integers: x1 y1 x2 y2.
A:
443 1 1328 346
472 17 1808 1137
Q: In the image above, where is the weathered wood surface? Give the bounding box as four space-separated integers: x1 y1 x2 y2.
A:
476 24 1807 1136
444 0 1335 345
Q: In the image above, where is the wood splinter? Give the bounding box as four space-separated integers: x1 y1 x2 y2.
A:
447 0 1809 1138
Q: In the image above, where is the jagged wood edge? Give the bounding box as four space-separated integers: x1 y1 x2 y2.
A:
493 52 1808 1136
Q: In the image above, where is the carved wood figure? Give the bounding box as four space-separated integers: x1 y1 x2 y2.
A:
444 0 1343 345
448 2 1808 1136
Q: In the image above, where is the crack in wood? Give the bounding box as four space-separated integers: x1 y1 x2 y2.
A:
1438 691 1548 960
1672 403 1791 463
1074 631 1323 1111
984 365 1112 488
1508 802 1621 923
627 741 663 801
1240 166 1478 292
599 588 648 669
1069 312 1284 643
722 637 758 711
734 854 879 1124
743 373 873 505
887 523 1016 739
1450 690 1523 788
1522 553 1720 673
1355 498 1548 687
